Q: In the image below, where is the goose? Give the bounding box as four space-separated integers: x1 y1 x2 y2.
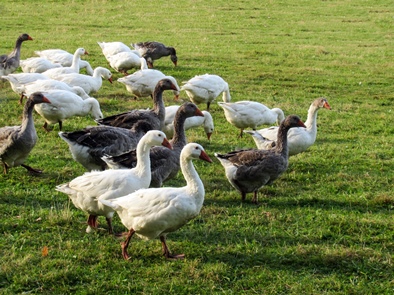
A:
102 102 204 188
1 73 50 103
0 33 33 76
243 130 276 150
97 41 140 57
20 57 62 73
34 48 94 75
117 68 179 100
53 66 113 94
22 79 90 99
58 120 153 171
218 100 285 138
247 97 331 156
163 105 214 140
99 143 212 260
181 74 231 111
56 130 172 234
41 48 88 78
34 89 103 131
0 92 50 174
106 53 147 75
97 78 178 131
131 41 177 68
215 115 306 204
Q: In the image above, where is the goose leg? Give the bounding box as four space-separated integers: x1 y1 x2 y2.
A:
160 236 185 260
251 191 259 204
43 122 51 132
21 164 42 174
241 191 246 202
121 229 136 260
59 121 63 131
87 214 98 230
105 217 114 235
238 128 244 138
206 102 211 112
3 163 9 175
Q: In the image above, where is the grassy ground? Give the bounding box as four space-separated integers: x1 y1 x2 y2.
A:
0 0 393 294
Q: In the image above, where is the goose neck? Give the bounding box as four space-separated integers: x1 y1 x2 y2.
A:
152 87 166 128
134 139 152 175
304 104 319 131
275 124 290 157
181 156 205 206
171 113 187 147
21 99 36 133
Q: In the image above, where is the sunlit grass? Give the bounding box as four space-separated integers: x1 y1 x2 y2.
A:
0 0 393 294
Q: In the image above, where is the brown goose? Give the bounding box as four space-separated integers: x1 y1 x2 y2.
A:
0 33 33 76
131 41 177 68
58 120 153 171
102 102 204 187
0 92 50 174
215 115 306 204
96 78 178 131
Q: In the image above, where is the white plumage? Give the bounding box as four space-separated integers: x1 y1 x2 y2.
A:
218 100 285 137
34 89 103 131
55 130 172 234
53 66 113 94
42 48 88 78
181 74 231 111
99 143 212 260
34 48 94 75
247 97 331 155
20 57 62 73
163 105 214 140
117 68 179 99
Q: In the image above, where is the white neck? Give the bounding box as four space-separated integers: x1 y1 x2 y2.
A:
133 139 152 181
70 52 81 72
304 104 320 131
222 88 231 102
181 156 205 208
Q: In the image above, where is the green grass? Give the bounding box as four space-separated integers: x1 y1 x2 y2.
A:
1 0 393 294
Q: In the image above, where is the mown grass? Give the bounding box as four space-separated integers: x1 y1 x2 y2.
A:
1 0 393 294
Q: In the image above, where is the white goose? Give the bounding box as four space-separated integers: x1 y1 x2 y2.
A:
117 68 179 100
99 143 212 260
1 73 50 103
34 48 94 75
181 74 231 111
34 89 103 131
97 41 140 57
247 97 331 156
55 130 172 234
163 105 214 140
0 92 51 174
20 57 62 73
42 48 88 78
107 53 147 75
53 66 113 94
218 100 285 138
22 79 90 99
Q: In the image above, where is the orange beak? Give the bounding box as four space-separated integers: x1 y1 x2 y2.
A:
195 108 204 117
42 95 51 104
199 150 212 163
161 137 173 150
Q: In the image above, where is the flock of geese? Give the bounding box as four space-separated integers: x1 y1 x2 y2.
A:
0 33 331 260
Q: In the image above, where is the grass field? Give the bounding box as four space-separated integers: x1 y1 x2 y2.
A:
1 0 393 294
